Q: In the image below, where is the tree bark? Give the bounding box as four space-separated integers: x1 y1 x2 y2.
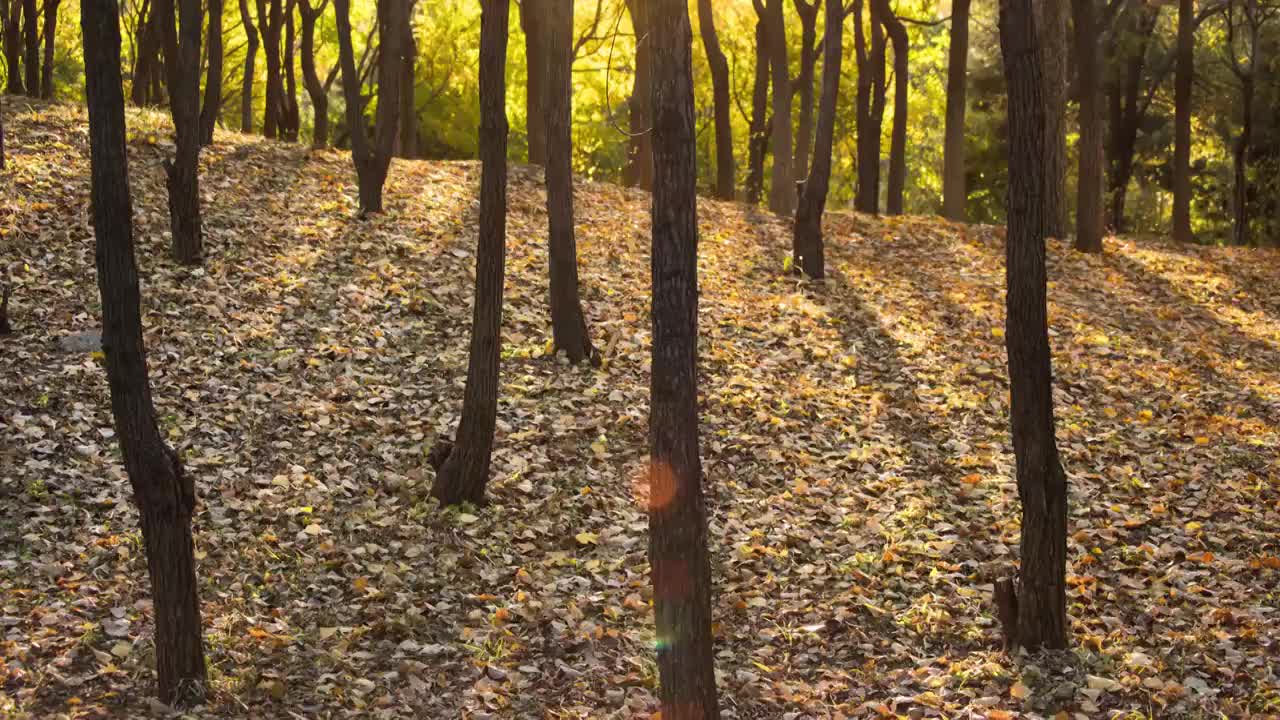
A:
238 0 258 131
1072 0 1103 252
745 0 769 205
764 0 794 215
1232 73 1252 246
20 0 35 97
39 0 58 98
941 0 969 220
256 0 284 138
157 0 204 264
1170 0 1193 243
395 3 417 158
697 0 733 199
199 0 223 144
854 0 886 214
81 0 208 706
520 0 547 166
431 0 508 506
281 0 301 141
791 0 818 184
646 0 720 713
0 93 6 170
546 0 594 363
793 0 842 279
298 0 328 148
880 0 907 215
1105 0 1156 233
623 0 653 190
1033 0 1068 238
3 0 22 95
334 0 404 214
998 0 1068 652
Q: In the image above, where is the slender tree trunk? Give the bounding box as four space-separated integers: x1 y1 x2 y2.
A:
199 0 223 144
792 0 818 184
396 2 417 158
238 0 258 132
334 0 404 214
546 0 593 363
745 1 769 205
793 0 842 279
880 0 907 215
3 0 22 95
1233 73 1252 246
941 0 969 220
1171 0 1193 243
623 0 653 189
1072 0 1103 252
131 1 163 106
39 0 58 97
299 0 328 148
1033 0 1068 238
646 0 719 713
20 0 35 97
520 0 547 166
854 0 886 214
282 0 300 141
81 0 208 706
257 0 283 138
764 0 794 215
157 0 204 263
697 0 733 199
0 93 6 169
431 0 508 505
1105 2 1156 233
998 0 1068 652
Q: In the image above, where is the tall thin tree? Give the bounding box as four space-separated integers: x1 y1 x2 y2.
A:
880 0 907 215
998 0 1069 651
238 0 258 131
793 0 843 279
256 0 284 137
2 0 21 95
157 0 204 263
430 0 508 505
298 0 329 148
854 0 887 213
791 0 819 184
942 0 970 220
764 0 794 215
520 0 547 165
199 0 224 144
1034 0 1068 238
623 0 653 190
745 0 770 205
281 0 301 140
39 0 59 97
697 0 734 199
81 0 208 704
19 0 34 97
646 0 719 713
1072 0 1103 252
1170 0 1193 243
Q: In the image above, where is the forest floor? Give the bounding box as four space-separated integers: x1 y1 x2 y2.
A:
1 102 1279 719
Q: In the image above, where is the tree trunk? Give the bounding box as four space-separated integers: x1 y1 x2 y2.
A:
646 0 720 713
39 0 58 98
238 0 258 132
546 0 594 363
520 0 547 166
793 0 842 279
941 0 969 220
792 0 818 184
623 0 653 190
80 0 208 706
697 0 733 199
20 0 35 97
129 2 158 105
299 0 328 148
745 1 769 205
281 0 301 141
396 3 417 158
157 0 204 264
880 0 907 215
257 0 283 138
1072 0 1103 252
764 0 794 215
3 0 22 95
431 0 508 506
854 0 886 214
1033 0 1068 238
997 0 1068 652
199 0 223 144
1 93 6 170
1233 73 1252 246
1105 1 1156 233
334 0 404 214
1170 0 1193 243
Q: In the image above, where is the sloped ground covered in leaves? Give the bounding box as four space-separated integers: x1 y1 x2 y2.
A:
2 102 1278 719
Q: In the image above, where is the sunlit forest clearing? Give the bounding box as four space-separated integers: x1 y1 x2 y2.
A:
2 102 1278 717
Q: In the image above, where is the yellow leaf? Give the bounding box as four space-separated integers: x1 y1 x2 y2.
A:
575 532 599 546
990 327 1005 339
1010 681 1030 699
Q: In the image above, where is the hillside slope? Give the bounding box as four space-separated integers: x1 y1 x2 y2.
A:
2 102 1278 718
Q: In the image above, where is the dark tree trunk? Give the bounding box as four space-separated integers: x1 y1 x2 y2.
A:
697 0 733 199
623 0 652 190
80 0 208 706
396 2 417 158
298 0 328 148
941 0 969 220
745 0 769 205
158 0 204 264
1170 0 1193 243
0 93 6 170
546 0 593 363
1034 0 1068 238
880 0 907 215
431 0 508 506
128 1 153 105
238 0 258 132
39 0 58 98
256 0 283 138
792 0 818 184
334 0 405 214
854 0 886 214
998 0 1068 652
793 0 842 279
1072 0 1103 252
199 0 223 144
19 0 34 97
520 0 547 166
1105 2 1156 233
3 0 22 95
646 0 720 713
764 0 793 215
1232 73 1252 246
281 0 301 141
